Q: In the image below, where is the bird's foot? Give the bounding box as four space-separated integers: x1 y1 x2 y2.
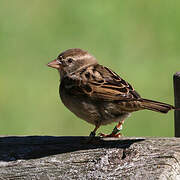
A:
86 131 102 144
89 131 96 137
99 132 122 138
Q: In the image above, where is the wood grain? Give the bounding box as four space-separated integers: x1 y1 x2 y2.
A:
0 136 180 179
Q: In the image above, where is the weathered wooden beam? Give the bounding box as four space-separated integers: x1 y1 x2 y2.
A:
174 72 180 137
0 136 180 179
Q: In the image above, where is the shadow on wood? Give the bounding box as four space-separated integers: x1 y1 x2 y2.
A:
0 136 144 161
0 136 180 179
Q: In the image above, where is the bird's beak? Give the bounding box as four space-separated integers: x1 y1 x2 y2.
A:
47 59 61 69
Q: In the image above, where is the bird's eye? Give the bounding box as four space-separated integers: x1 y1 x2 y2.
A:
67 58 73 63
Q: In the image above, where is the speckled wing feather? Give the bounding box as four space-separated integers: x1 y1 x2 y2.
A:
61 64 174 113
63 64 141 102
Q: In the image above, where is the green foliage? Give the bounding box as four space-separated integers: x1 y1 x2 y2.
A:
0 0 179 136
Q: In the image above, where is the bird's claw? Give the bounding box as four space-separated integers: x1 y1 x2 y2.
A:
89 131 96 137
99 132 122 138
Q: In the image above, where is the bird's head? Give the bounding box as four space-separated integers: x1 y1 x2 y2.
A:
47 48 97 76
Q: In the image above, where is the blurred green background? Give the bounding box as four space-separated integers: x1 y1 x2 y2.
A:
0 1 179 137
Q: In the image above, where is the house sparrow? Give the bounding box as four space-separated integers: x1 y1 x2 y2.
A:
47 48 175 137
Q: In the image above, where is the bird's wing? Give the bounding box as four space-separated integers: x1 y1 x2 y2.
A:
63 64 141 101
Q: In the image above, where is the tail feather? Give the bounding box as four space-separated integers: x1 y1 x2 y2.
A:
140 98 175 113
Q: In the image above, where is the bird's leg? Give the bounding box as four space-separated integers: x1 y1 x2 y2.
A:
89 124 100 137
99 120 124 138
111 120 124 136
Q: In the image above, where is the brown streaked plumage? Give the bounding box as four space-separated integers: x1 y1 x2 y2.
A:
47 48 175 137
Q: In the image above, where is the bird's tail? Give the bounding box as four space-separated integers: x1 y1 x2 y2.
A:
140 98 175 113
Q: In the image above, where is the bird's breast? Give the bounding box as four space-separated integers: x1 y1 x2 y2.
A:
59 83 101 125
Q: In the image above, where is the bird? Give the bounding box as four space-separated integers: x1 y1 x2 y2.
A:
47 48 175 137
